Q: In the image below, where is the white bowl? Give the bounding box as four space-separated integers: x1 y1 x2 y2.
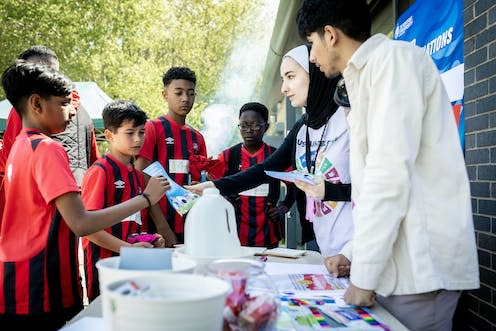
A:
174 246 255 265
103 274 231 331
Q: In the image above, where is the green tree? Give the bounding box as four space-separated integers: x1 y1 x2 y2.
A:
0 0 261 129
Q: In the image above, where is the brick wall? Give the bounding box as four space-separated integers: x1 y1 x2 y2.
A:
455 0 496 329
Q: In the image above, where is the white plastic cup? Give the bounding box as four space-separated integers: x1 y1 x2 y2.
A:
103 274 231 331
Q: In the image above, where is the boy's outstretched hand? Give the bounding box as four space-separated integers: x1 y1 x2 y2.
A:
185 181 215 195
162 228 177 248
268 204 288 222
144 176 169 204
152 234 166 248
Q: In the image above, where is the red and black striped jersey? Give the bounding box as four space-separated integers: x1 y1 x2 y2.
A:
138 115 207 235
219 143 281 248
81 153 147 301
0 129 82 314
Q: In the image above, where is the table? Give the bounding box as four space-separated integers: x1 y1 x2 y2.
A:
67 249 408 330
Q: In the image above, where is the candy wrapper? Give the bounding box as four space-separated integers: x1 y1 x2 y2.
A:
218 271 278 331
238 294 278 331
143 161 199 216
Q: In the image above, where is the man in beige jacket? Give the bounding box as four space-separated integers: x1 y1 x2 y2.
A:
297 1 479 330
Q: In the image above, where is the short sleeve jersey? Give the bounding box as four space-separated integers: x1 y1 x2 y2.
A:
138 115 207 235
219 143 281 247
0 129 81 314
81 153 147 301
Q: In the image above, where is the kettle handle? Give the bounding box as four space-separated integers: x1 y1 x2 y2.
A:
225 208 231 233
224 203 237 235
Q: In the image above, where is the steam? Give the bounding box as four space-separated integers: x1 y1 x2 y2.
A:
201 0 279 156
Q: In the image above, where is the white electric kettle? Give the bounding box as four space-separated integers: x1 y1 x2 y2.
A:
184 187 243 257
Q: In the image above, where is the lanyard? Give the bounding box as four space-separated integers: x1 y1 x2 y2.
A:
305 121 329 175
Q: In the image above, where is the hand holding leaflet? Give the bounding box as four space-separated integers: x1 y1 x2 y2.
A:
143 161 199 216
264 170 317 185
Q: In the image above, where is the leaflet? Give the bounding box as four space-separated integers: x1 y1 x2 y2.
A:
143 161 198 216
265 170 317 185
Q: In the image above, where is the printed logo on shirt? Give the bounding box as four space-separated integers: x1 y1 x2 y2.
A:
192 142 199 154
114 180 125 189
165 137 174 145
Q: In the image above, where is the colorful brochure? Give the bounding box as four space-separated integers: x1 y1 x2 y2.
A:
143 161 199 216
277 293 390 331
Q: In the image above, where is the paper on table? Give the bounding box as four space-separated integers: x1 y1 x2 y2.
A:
60 317 105 331
270 273 349 293
264 170 317 184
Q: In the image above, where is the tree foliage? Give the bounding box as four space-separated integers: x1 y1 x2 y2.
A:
0 0 261 128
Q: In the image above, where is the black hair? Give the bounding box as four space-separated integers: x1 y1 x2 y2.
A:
102 100 147 131
162 67 197 87
18 45 58 66
239 102 269 123
297 0 371 42
1 60 72 116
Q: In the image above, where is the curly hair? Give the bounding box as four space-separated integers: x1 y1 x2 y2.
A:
162 67 196 87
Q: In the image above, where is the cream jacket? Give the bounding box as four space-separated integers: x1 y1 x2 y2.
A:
341 34 479 296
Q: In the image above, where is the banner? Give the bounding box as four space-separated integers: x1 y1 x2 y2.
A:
394 0 465 148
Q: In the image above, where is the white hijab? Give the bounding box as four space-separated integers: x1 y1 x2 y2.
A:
282 45 309 74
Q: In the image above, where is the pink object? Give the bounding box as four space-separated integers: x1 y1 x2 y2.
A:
127 233 160 245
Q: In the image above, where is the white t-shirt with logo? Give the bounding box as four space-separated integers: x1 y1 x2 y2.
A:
295 107 353 257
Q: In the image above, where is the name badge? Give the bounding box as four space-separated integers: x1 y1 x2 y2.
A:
122 211 142 225
239 183 269 197
169 159 189 174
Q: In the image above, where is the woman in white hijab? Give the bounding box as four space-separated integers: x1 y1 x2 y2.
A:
189 45 353 258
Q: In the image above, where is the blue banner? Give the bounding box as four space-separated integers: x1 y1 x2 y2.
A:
394 0 465 148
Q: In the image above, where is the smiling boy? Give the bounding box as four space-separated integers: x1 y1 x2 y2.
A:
81 100 176 302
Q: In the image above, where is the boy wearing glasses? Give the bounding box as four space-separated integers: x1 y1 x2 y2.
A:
209 102 294 248
136 67 207 243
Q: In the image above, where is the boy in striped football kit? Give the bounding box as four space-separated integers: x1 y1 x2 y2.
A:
0 61 167 330
81 100 176 302
136 67 207 243
210 102 294 248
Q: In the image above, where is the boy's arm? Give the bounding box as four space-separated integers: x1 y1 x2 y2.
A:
85 230 152 253
149 204 176 247
268 182 295 222
55 181 164 237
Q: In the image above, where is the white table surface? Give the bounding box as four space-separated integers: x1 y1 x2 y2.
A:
67 248 408 331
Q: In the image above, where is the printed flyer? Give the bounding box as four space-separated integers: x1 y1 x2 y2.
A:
276 293 390 331
143 161 198 215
